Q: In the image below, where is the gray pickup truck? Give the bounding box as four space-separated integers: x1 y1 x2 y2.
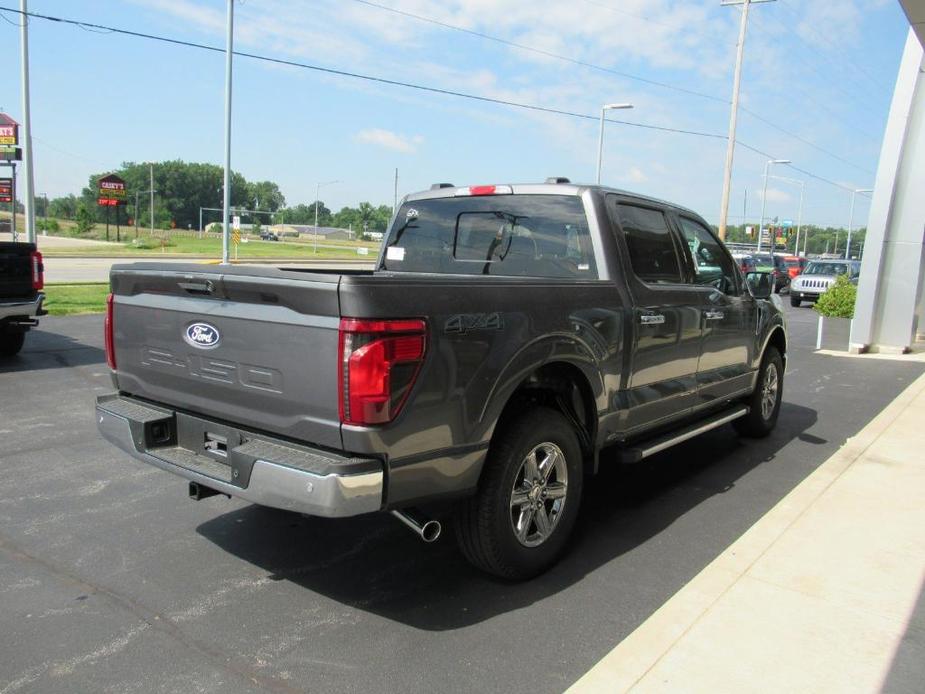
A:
97 179 786 579
0 241 45 357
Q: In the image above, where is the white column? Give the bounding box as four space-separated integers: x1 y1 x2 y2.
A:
851 29 925 353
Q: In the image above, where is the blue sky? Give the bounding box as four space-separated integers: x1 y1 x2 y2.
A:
0 0 911 227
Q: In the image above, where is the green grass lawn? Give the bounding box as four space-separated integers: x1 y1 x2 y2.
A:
42 235 378 259
43 283 110 315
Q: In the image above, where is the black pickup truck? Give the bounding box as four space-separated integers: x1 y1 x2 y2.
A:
0 241 44 357
97 180 786 579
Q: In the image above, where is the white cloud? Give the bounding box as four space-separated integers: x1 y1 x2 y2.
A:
355 129 424 153
759 188 791 203
624 167 648 183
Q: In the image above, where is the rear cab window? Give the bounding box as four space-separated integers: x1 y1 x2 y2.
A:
380 194 598 279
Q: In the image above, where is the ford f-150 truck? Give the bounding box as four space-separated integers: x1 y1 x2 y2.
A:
0 241 45 357
96 179 786 579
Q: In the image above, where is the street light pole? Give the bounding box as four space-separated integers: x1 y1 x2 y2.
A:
767 174 804 256
221 0 234 265
19 0 36 244
758 158 791 253
845 188 873 260
596 103 633 185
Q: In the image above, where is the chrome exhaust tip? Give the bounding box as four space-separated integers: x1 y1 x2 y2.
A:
390 509 442 543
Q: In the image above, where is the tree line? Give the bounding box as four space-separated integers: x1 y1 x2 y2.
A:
41 160 393 236
721 223 867 257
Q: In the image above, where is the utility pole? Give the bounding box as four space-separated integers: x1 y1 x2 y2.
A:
10 162 16 242
717 0 776 241
314 179 339 253
19 0 36 243
221 0 234 265
393 168 399 214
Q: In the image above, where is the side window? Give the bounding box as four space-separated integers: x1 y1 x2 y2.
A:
616 203 684 284
678 217 738 295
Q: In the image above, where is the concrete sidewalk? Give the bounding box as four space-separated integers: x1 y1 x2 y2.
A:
570 369 925 693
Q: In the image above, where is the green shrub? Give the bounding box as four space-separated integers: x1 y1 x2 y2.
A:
38 218 60 232
814 274 857 319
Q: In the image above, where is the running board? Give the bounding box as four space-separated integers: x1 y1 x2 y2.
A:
617 405 749 463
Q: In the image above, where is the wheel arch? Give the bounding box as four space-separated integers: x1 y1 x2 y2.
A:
486 359 600 475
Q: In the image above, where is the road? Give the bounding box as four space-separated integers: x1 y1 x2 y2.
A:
1 231 121 249
42 257 376 283
1 304 922 693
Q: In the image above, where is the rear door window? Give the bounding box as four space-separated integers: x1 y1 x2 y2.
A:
381 195 598 278
615 203 684 284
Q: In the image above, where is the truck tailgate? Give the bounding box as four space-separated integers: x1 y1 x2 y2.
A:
110 264 344 449
0 242 36 301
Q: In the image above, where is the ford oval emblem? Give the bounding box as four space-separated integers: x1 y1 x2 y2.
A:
184 322 221 349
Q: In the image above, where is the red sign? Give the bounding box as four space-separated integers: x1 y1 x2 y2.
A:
0 177 12 204
98 173 127 206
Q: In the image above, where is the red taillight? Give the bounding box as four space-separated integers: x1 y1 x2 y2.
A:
338 318 426 426
469 185 496 196
104 293 116 370
30 250 43 290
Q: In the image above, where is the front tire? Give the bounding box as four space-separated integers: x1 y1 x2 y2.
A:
0 331 25 357
734 346 783 438
790 295 801 307
455 407 583 580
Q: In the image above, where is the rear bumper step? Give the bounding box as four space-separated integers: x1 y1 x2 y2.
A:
96 394 384 518
617 405 749 463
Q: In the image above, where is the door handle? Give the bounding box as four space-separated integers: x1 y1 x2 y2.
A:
704 310 724 321
640 314 666 325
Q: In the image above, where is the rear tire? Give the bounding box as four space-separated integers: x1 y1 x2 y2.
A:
455 407 583 580
734 346 783 438
0 331 25 357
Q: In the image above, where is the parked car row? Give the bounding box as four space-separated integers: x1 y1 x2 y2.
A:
731 252 806 294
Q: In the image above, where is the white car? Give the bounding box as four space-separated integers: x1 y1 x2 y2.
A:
790 260 861 307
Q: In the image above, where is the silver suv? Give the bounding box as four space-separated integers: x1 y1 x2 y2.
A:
790 260 860 307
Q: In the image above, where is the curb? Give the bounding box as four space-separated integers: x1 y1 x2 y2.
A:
567 371 925 692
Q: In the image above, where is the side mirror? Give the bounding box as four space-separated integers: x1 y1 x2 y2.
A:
746 271 773 299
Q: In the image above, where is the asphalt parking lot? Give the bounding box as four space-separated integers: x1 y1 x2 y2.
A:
1 303 923 694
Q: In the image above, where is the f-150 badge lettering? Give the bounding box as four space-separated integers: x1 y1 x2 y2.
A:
184 322 221 349
444 313 503 334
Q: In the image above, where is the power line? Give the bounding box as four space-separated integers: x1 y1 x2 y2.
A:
577 0 731 41
738 105 872 174
0 5 726 139
735 140 864 193
348 0 874 173
777 0 890 98
748 10 888 120
0 5 869 197
347 0 729 105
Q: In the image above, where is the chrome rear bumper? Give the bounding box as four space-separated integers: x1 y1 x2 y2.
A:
96 395 383 518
